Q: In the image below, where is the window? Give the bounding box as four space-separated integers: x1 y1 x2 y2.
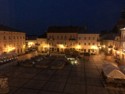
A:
3 36 6 40
88 37 90 40
65 36 67 39
61 36 63 39
4 44 6 47
9 36 11 39
51 35 53 39
84 49 86 52
88 49 90 52
70 35 72 38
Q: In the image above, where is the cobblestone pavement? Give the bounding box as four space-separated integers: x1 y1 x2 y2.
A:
0 55 125 94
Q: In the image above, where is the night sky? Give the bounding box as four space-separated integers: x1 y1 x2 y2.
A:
0 0 125 35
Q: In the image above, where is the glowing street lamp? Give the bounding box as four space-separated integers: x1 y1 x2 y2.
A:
102 45 106 48
91 46 98 50
75 45 81 49
116 51 120 54
28 42 35 48
58 44 66 49
4 46 15 53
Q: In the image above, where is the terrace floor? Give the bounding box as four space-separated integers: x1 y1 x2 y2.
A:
0 55 125 94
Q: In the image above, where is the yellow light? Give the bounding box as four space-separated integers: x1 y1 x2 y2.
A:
43 44 50 48
116 51 120 54
28 42 35 48
75 45 81 49
102 45 106 48
108 48 111 51
4 46 15 53
121 27 125 31
91 46 98 50
23 45 26 49
58 44 65 49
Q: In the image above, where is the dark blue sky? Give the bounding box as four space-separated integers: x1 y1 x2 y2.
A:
0 0 125 35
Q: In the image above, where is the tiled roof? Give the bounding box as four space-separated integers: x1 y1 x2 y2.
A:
0 25 24 33
47 26 82 33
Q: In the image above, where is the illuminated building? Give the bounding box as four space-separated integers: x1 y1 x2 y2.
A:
100 33 116 55
26 35 38 51
47 26 100 54
78 33 100 54
0 25 25 55
47 26 79 52
37 38 48 52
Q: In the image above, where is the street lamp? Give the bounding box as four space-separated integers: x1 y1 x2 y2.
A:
75 45 81 50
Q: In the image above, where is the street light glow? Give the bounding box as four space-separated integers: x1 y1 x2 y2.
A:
4 46 15 53
28 42 35 48
91 45 98 49
75 45 81 49
43 44 50 48
58 44 65 49
116 51 120 54
102 45 106 48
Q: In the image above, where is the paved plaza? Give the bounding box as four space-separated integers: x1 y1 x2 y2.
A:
0 55 125 94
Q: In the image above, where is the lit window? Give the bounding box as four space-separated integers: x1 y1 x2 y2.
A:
84 49 86 52
3 36 6 40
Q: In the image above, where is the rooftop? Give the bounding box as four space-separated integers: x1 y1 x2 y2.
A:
47 26 86 33
0 25 24 33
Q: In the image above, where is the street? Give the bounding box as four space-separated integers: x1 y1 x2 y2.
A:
0 55 125 94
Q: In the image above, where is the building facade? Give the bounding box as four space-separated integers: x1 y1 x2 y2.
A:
78 33 100 54
37 38 48 52
0 26 26 56
25 35 38 52
46 26 100 54
47 26 79 52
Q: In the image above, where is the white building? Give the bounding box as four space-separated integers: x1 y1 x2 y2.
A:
78 33 100 54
